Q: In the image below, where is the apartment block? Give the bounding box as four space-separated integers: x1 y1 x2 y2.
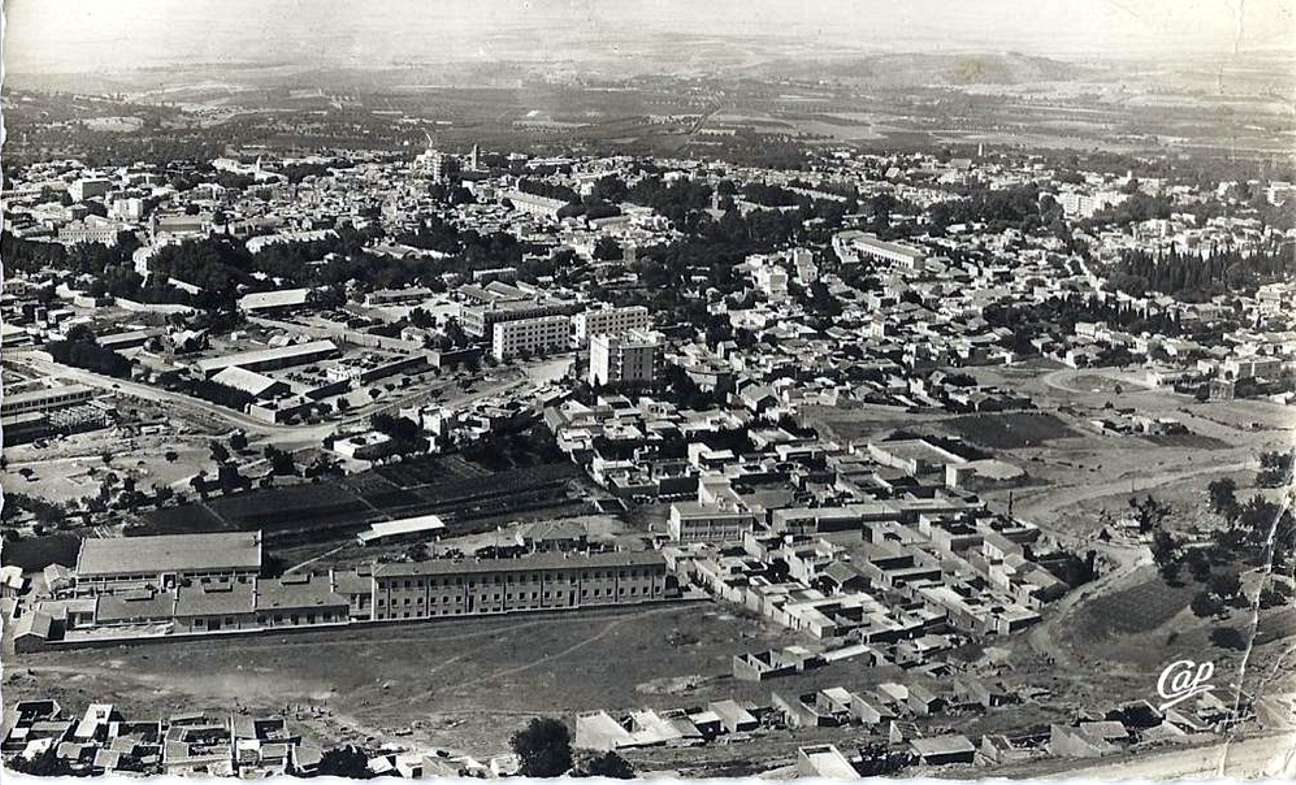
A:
491 314 572 361
572 305 651 346
589 329 661 387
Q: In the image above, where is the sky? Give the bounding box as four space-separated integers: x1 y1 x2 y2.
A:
4 0 1294 75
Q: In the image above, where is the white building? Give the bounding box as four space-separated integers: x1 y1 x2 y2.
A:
572 305 651 346
831 231 926 270
492 314 572 361
753 265 790 300
501 190 568 221
668 501 757 543
589 329 661 387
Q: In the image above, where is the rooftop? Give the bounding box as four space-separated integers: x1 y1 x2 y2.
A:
77 532 262 578
373 550 664 578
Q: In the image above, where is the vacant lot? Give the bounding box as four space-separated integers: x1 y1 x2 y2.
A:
1068 566 1198 641
937 412 1078 449
5 602 867 759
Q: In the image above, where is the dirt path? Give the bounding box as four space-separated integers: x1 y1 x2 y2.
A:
1012 458 1257 519
1024 545 1148 670
1039 732 1296 780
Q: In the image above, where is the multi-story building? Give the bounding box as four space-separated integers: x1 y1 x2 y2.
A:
461 298 574 338
0 384 96 417
491 314 571 361
57 216 124 245
572 305 651 346
832 231 926 271
69 177 111 203
668 501 758 543
501 189 568 221
370 551 669 621
589 329 661 387
74 532 263 593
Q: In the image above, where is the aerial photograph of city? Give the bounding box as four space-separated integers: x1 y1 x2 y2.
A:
0 0 1293 780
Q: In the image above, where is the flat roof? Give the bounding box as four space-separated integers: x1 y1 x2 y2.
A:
193 339 338 374
2 383 96 407
77 532 262 578
910 734 976 756
374 549 664 578
356 514 446 543
799 745 858 778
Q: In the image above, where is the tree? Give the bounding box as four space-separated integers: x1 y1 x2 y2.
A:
1208 571 1242 601
511 717 573 777
579 751 634 779
1207 477 1239 519
1190 590 1224 618
1151 529 1180 569
1210 626 1248 651
314 745 373 778
189 471 208 499
1259 582 1292 609
1130 494 1170 534
335 397 352 414
1159 559 1182 584
209 440 230 464
230 431 249 451
592 237 622 261
264 445 297 476
1187 549 1213 582
164 450 179 463
1258 451 1294 487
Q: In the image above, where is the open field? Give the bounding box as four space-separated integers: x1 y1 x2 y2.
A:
1068 565 1199 640
1 602 915 761
937 411 1078 449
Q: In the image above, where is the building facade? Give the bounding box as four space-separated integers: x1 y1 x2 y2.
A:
371 551 669 621
589 329 661 387
491 315 572 361
572 305 651 346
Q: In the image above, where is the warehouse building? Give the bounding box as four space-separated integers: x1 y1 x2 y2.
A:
192 340 339 377
74 532 263 593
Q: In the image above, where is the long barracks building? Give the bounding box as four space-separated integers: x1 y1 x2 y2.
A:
19 533 675 649
372 550 669 621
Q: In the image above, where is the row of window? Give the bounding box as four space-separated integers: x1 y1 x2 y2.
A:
376 584 658 607
190 611 341 627
379 568 661 590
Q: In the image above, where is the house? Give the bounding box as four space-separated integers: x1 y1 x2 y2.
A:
707 700 759 734
796 744 858 778
1048 721 1129 758
909 734 976 765
0 565 26 597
